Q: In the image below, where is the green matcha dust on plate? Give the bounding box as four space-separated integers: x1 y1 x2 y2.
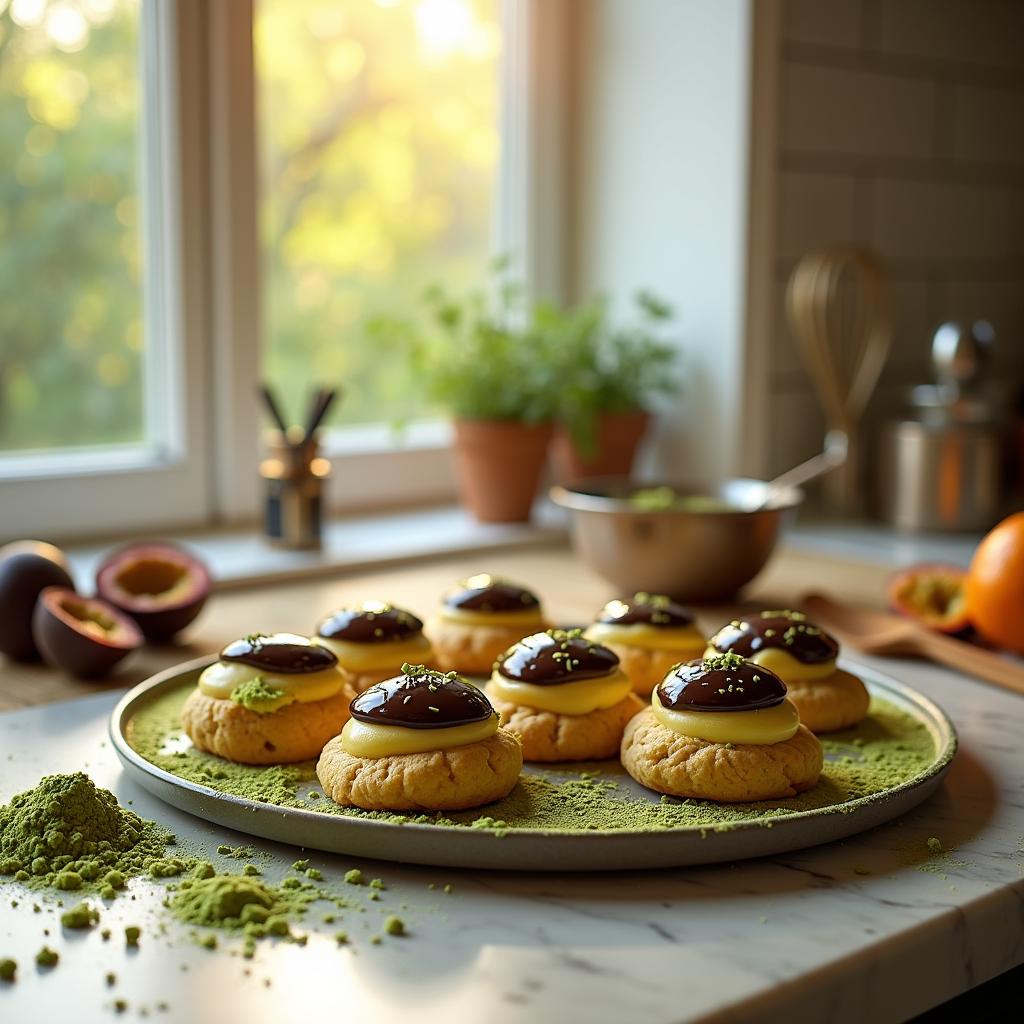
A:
127 684 940 833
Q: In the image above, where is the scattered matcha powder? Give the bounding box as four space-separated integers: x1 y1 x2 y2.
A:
168 871 325 947
383 916 405 936
35 946 59 968
344 869 363 885
927 837 943 854
60 901 100 929
0 958 16 982
125 926 141 946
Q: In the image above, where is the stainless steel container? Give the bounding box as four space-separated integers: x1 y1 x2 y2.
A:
874 417 1004 532
550 478 802 602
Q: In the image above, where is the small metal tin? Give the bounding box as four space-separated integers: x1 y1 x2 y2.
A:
874 417 1005 532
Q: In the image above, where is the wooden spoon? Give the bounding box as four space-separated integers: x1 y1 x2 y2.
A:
802 592 1024 698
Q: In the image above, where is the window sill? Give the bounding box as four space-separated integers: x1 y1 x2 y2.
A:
63 502 569 591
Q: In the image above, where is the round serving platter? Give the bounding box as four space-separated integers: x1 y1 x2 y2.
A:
109 656 957 871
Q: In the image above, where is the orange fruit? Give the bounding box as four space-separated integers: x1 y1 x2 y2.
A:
964 512 1024 654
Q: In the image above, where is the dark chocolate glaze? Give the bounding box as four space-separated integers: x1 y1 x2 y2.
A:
708 611 838 665
497 630 619 685
350 668 495 729
317 602 424 644
444 574 540 614
596 593 694 628
221 633 337 674
657 654 787 712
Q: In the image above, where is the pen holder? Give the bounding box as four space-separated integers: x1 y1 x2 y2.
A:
259 431 330 549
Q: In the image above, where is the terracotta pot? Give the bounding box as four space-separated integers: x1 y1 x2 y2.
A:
551 410 650 486
452 419 554 523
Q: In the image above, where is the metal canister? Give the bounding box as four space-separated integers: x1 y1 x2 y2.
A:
874 416 1005 531
259 430 330 549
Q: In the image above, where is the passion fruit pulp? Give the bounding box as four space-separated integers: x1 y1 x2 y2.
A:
32 587 143 679
888 564 970 634
95 542 211 641
0 543 75 661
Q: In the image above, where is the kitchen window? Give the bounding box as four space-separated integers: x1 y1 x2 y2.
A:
0 0 558 539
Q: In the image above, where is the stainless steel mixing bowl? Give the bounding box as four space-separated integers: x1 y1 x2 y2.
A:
550 478 804 602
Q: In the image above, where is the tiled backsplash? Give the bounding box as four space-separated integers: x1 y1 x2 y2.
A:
768 0 1024 476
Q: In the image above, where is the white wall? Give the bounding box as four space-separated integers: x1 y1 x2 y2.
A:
571 0 755 485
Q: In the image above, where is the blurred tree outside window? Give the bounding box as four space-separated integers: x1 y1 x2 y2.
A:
0 0 144 455
256 0 501 431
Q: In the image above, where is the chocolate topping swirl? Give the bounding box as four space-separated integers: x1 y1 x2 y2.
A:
350 664 495 729
317 601 424 644
596 592 694 628
708 610 838 665
657 653 787 712
497 629 619 685
444 573 541 614
220 633 337 674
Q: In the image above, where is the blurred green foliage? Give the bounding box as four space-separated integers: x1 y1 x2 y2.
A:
257 0 499 430
0 0 143 452
0 0 499 454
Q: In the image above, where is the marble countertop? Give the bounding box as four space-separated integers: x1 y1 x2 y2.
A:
1 650 1023 1024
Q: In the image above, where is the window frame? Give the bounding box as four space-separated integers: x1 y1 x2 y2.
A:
0 0 212 540
0 0 567 540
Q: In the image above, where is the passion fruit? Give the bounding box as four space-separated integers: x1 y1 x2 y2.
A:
887 563 970 634
95 542 211 641
0 542 75 661
32 587 143 679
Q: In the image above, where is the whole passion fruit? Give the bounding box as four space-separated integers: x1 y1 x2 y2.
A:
887 563 970 635
0 542 75 661
32 587 143 679
95 542 211 641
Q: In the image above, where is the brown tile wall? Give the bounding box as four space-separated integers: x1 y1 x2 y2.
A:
769 0 1024 475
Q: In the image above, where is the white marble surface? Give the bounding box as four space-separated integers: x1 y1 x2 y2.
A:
1 653 1023 1024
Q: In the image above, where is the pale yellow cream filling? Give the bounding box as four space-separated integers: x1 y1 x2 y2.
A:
438 606 547 628
339 713 499 758
314 634 433 672
703 645 837 681
487 668 633 716
585 622 706 653
198 662 346 708
651 688 799 745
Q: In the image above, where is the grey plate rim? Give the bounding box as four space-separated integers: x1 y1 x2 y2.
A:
109 655 958 871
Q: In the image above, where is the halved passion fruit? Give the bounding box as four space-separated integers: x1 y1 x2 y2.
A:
0 542 75 662
32 587 143 679
887 564 970 635
95 542 211 641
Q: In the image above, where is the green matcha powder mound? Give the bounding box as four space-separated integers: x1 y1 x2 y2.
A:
0 773 176 892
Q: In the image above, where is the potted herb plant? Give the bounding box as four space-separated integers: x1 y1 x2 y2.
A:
370 269 558 523
546 291 678 485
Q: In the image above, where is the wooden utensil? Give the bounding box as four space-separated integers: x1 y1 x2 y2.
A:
786 246 892 510
802 592 1024 697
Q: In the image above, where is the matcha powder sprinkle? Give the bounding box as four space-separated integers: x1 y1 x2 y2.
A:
0 773 176 891
169 872 321 943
